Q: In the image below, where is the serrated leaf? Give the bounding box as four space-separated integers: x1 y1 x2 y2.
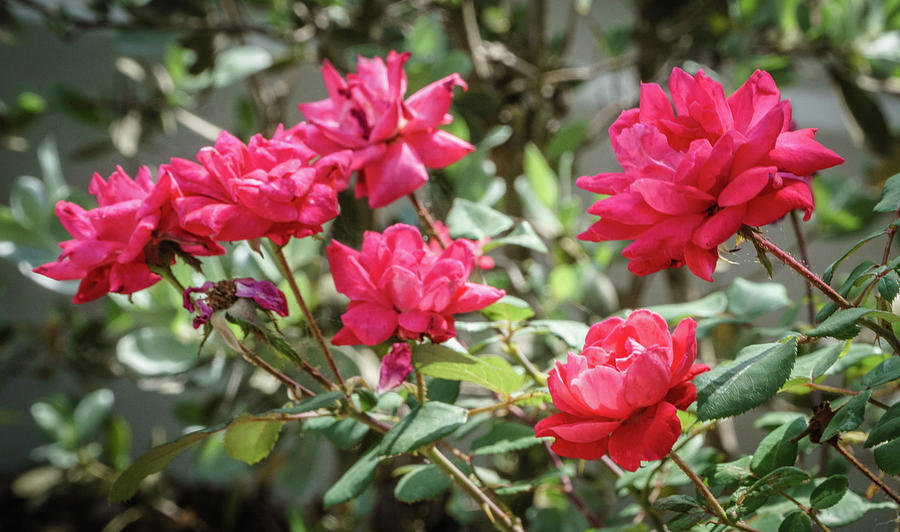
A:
806 307 900 340
874 173 900 213
822 231 883 285
778 510 811 532
446 198 514 240
528 319 589 348
788 342 846 382
696 339 797 420
323 444 382 507
873 438 900 474
413 344 524 395
865 401 900 447
878 271 900 302
860 357 900 388
817 488 897 527
73 389 114 440
481 295 534 322
821 390 871 441
750 417 806 476
523 143 558 208
394 464 451 503
471 422 548 455
303 417 369 450
272 391 344 415
726 278 790 319
224 414 285 465
109 428 219 501
708 456 753 490
380 402 467 455
810 475 849 509
485 221 548 253
647 292 728 322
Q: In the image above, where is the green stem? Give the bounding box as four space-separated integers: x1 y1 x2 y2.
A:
415 369 426 404
503 328 547 385
408 193 445 247
668 452 761 532
425 446 523 532
150 264 186 293
269 243 346 388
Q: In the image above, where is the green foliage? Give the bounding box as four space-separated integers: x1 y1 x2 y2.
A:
750 418 806 476
394 464 452 503
821 390 870 441
809 475 849 509
412 344 524 395
224 414 285 465
471 422 548 455
380 402 467 455
323 445 383 508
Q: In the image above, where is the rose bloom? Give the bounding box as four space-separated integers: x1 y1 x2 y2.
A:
34 166 224 303
578 68 844 281
297 51 474 208
327 223 504 345
535 310 709 471
428 221 495 270
167 125 351 245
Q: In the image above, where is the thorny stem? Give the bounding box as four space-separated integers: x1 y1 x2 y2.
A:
789 211 817 325
270 244 346 388
425 446 524 532
830 440 900 505
408 192 446 247
237 342 314 399
804 382 890 409
668 452 761 532
542 441 604 528
776 489 832 532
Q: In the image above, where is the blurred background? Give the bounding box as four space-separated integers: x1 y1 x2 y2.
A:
2 0 900 530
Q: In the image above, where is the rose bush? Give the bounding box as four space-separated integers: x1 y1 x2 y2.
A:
536 309 708 471
578 68 844 281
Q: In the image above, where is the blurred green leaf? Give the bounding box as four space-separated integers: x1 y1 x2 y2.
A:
810 475 849 509
10 176 50 230
380 402 467 455
875 173 900 212
304 417 368 450
806 307 900 340
73 389 114 440
873 438 900 474
523 143 558 208
485 221 548 253
224 414 285 465
748 465 810 492
394 464 451 503
865 401 900 447
273 391 344 415
528 319 589 348
446 198 514 240
212 45 273 88
726 278 790 319
696 339 797 420
778 510 811 532
323 444 382 507
648 292 728 322
116 328 200 376
481 295 534 322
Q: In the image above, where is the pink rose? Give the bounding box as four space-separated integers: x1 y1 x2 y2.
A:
577 68 844 281
428 221 495 270
34 166 224 303
327 223 505 345
535 310 709 471
297 51 475 208
167 125 351 245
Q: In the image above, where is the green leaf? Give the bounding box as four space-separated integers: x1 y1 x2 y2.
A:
73 389 114 440
647 292 728 322
10 176 50 230
481 295 534 322
413 344 524 395
109 428 217 501
874 172 900 213
878 271 900 302
805 307 900 340
211 45 273 88
272 391 344 415
860 357 900 388
788 342 846 381
523 143 559 208
394 464 451 503
750 417 806 476
708 456 752 490
380 402 467 455
666 508 706 531
696 339 798 420
873 438 900 474
224 414 285 465
323 444 382 507
726 278 790 319
778 510 811 532
486 221 548 253
528 319 590 348
303 417 368 450
514 176 563 237
546 121 588 162
116 328 199 376
652 494 702 512
821 390 871 441
817 488 897 527
810 475 849 509
37 137 67 202
865 401 900 447
471 422 548 455
426 378 460 404
446 198 514 240
822 230 883 285
747 466 810 493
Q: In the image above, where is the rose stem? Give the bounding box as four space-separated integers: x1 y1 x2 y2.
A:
542 441 604 528
789 211 817 325
741 227 900 355
830 440 900 505
270 244 346 388
236 341 314 398
776 489 832 532
502 327 547 385
408 192 446 247
668 451 761 532
425 446 523 532
804 382 890 409
415 369 426 404
150 264 186 293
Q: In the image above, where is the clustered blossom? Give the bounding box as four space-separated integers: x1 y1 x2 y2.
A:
34 166 224 303
535 310 709 471
183 278 289 329
298 51 474 208
578 68 844 281
327 223 505 346
167 126 351 245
